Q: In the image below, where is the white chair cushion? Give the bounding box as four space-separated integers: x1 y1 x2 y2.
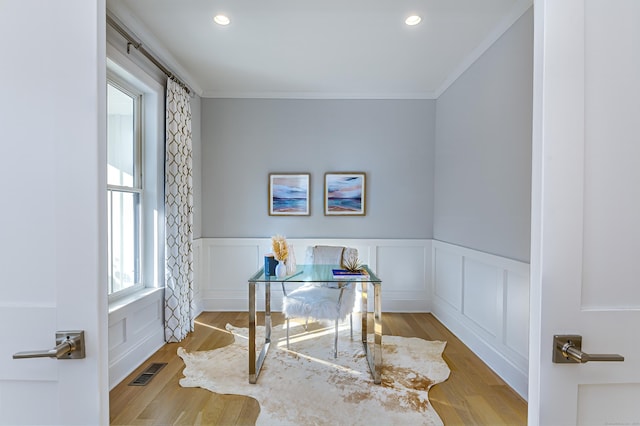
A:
283 284 355 321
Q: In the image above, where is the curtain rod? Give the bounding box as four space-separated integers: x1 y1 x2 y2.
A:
107 14 193 96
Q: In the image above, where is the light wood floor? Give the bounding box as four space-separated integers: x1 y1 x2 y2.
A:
110 312 527 425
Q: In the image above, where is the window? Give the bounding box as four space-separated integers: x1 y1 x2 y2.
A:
107 81 143 296
106 54 163 303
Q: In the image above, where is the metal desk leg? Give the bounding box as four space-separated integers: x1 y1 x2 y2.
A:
361 280 368 346
248 281 272 384
264 281 272 353
248 280 257 383
372 282 382 384
360 281 382 384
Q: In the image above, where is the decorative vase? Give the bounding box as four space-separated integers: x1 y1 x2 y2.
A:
275 260 287 278
285 249 296 275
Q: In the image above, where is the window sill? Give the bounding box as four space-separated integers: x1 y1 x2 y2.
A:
108 287 163 315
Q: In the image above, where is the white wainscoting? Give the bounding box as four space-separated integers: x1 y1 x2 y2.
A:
431 240 530 399
104 238 530 397
193 237 530 399
193 238 432 313
108 288 165 389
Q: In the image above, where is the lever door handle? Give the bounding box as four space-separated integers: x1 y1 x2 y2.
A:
553 335 624 363
13 331 85 360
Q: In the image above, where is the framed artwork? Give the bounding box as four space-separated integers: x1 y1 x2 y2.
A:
324 172 366 216
268 173 310 216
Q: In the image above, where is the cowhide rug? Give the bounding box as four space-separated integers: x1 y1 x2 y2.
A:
178 321 450 425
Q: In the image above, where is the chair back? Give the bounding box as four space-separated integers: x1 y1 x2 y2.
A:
306 245 358 267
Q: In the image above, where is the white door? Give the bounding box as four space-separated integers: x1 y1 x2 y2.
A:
530 0 640 424
0 1 108 424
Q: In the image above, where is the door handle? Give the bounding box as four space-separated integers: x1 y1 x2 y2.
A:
13 331 85 360
553 335 624 363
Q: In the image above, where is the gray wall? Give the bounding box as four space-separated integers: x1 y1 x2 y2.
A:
191 95 203 239
434 8 533 262
200 99 436 239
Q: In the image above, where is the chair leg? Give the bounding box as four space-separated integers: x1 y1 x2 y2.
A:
286 318 290 350
349 313 353 340
334 318 338 358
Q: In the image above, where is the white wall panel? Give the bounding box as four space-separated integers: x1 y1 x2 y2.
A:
132 298 161 335
431 240 530 399
195 238 431 313
0 381 59 425
108 319 126 352
577 384 640 425
463 258 502 337
377 246 427 292
193 241 202 301
107 288 165 389
207 244 261 291
505 270 529 358
433 248 463 310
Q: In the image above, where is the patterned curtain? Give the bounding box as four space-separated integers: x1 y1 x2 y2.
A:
164 78 194 342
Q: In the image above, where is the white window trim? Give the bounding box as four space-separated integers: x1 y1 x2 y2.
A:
107 42 165 306
107 78 144 299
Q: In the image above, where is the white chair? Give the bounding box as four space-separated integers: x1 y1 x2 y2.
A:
281 246 358 358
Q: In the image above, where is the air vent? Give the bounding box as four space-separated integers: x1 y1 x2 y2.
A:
128 362 167 386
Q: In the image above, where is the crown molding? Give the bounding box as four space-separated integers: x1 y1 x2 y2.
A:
200 90 437 100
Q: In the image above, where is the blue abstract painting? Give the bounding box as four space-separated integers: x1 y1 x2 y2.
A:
269 174 310 215
325 173 366 215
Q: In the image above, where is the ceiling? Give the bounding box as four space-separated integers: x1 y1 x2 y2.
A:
106 0 532 99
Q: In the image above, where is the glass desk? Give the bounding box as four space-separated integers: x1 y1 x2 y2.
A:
247 264 382 384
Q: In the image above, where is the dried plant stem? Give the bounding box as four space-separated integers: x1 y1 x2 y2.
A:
271 235 289 261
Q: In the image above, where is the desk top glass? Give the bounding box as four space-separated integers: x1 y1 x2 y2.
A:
248 264 381 283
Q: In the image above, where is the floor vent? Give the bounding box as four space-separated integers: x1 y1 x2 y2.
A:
128 362 167 386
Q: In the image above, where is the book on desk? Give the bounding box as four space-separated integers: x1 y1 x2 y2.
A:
332 269 369 279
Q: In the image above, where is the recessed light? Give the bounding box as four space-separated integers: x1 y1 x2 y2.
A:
214 14 230 26
405 15 421 26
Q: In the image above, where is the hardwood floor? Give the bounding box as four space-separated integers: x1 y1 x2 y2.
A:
110 312 527 425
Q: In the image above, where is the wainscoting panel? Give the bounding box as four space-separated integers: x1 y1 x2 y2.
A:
463 258 503 338
433 248 463 311
108 318 126 351
431 240 530 399
193 242 202 306
505 269 530 360
132 298 162 336
194 238 432 313
108 288 165 389
207 244 262 291
375 244 431 312
197 239 265 312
